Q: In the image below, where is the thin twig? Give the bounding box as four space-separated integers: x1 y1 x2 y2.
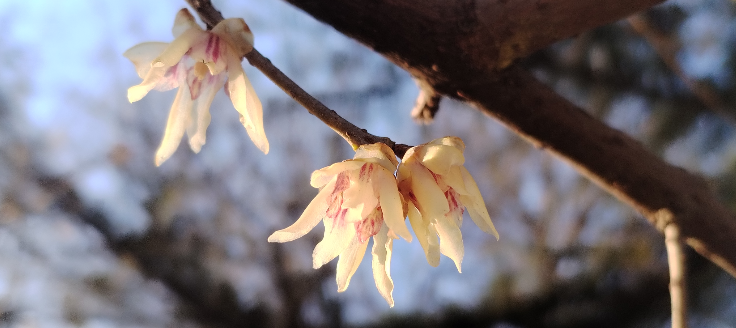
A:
184 0 412 157
665 223 688 328
629 14 736 126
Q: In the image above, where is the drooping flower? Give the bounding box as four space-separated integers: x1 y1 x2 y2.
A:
124 8 268 166
397 136 498 272
268 143 412 307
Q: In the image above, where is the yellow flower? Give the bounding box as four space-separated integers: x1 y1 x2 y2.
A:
268 143 412 307
397 136 498 272
124 8 267 166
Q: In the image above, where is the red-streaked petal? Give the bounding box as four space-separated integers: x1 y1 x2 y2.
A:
186 73 224 153
458 167 498 239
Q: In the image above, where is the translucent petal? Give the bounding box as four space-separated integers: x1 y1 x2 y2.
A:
123 42 169 78
310 161 363 188
419 144 464 176
355 143 398 171
408 204 439 267
127 65 171 103
376 170 412 241
336 237 368 292
227 57 269 154
186 74 224 153
268 178 336 243
342 178 378 220
442 165 468 195
155 86 193 166
312 217 356 269
408 162 449 219
435 213 464 272
153 28 203 68
211 18 255 57
458 167 498 239
428 136 465 151
172 8 201 38
371 224 395 307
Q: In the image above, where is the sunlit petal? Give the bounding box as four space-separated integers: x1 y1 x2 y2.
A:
419 144 465 176
434 213 464 272
268 178 337 243
336 238 368 292
123 42 169 78
372 224 394 307
310 161 364 188
408 162 449 218
458 167 499 239
313 218 356 269
376 170 412 241
408 203 439 267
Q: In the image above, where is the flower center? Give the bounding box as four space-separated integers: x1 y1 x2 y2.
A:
193 61 209 79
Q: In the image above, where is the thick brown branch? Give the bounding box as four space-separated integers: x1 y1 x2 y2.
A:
282 0 736 278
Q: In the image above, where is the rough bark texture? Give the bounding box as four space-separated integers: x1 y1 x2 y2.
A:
282 0 736 278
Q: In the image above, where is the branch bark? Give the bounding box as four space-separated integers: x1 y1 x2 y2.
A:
281 0 736 278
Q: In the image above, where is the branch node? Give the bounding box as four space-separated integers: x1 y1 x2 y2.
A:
410 79 442 124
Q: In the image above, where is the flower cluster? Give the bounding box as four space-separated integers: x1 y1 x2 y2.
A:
124 8 267 166
268 137 498 306
126 10 498 308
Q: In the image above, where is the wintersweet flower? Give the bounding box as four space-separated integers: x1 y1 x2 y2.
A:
124 8 268 166
397 136 498 272
268 143 412 307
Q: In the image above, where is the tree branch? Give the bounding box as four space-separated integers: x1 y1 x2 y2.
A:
665 222 689 328
278 0 736 278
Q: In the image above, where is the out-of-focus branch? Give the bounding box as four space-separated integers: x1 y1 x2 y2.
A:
275 0 736 279
665 222 689 328
629 13 736 125
185 0 412 157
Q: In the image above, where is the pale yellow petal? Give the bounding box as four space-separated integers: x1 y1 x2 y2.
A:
355 143 398 172
435 213 464 273
211 18 254 57
371 224 394 307
172 8 201 38
127 65 170 103
376 169 411 241
458 167 499 239
342 178 378 220
153 28 203 68
408 162 449 219
186 75 224 153
310 161 364 188
428 136 465 151
312 219 356 269
336 237 368 292
123 42 169 78
155 86 193 166
443 165 468 195
408 203 439 267
227 58 269 154
419 144 464 176
268 178 336 243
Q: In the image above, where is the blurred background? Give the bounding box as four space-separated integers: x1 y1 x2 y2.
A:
0 0 736 327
